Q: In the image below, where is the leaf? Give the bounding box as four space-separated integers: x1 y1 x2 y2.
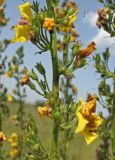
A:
35 63 45 75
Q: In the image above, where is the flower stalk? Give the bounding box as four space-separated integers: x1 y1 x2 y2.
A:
50 25 59 160
112 70 115 159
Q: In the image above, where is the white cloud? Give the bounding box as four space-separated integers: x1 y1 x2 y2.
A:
84 12 115 54
84 12 98 27
92 29 115 51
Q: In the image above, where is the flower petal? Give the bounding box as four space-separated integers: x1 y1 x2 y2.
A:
81 130 98 145
68 14 76 27
19 2 32 22
12 25 30 43
91 113 103 127
75 112 89 133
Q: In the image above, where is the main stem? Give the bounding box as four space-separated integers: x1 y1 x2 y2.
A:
50 27 59 159
0 75 2 156
112 70 115 160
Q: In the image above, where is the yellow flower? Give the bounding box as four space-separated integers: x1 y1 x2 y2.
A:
68 14 77 27
79 42 96 57
75 96 103 145
59 14 77 32
43 18 56 31
11 65 18 72
20 74 29 86
12 2 32 43
8 133 18 143
5 70 13 78
10 147 20 158
10 115 17 123
70 31 78 42
0 0 4 6
0 16 7 25
7 94 13 102
12 25 30 43
18 2 32 22
37 100 52 117
0 132 6 142
10 142 18 148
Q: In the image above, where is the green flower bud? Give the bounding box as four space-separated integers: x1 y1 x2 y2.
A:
28 81 36 90
29 69 38 81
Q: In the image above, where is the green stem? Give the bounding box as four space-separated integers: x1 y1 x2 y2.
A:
0 113 2 156
51 122 59 159
112 70 115 160
50 29 59 102
50 25 59 160
46 1 59 158
0 75 2 156
16 70 24 160
0 114 1 134
63 34 68 65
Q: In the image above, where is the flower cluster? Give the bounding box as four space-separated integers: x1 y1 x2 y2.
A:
8 133 21 158
75 95 103 145
37 100 52 117
12 1 78 44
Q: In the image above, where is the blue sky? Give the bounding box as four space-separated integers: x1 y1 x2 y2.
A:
1 0 115 114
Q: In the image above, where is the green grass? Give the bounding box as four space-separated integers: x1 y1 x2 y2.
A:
2 102 100 160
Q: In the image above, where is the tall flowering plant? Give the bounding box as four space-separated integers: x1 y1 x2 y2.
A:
95 0 115 159
12 1 103 159
0 0 10 158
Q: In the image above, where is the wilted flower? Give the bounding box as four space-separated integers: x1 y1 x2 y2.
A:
79 41 96 57
0 64 3 69
96 8 109 28
20 74 29 86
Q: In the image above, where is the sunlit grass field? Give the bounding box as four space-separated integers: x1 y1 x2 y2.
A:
3 102 100 160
